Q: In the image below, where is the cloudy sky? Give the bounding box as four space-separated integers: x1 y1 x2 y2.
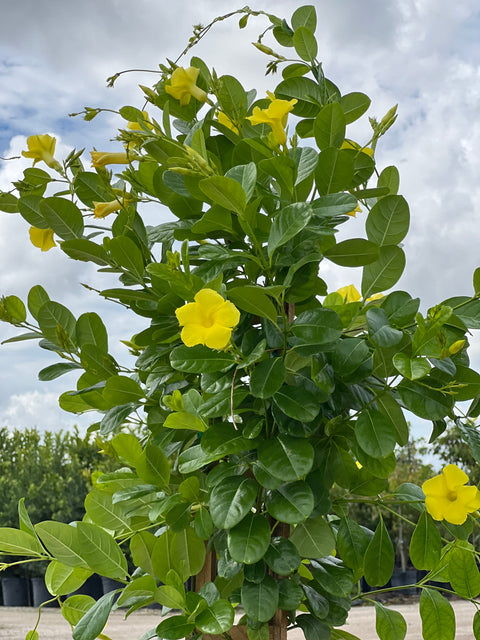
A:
1 0 480 437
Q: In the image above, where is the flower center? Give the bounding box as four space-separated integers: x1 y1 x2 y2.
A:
447 490 457 502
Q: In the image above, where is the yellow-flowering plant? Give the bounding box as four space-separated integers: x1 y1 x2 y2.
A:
3 6 480 640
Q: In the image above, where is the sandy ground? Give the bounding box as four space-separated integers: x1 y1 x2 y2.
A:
0 600 477 639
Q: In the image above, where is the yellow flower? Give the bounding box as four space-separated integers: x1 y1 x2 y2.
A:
422 464 480 525
341 139 374 157
29 227 56 251
164 67 208 106
336 285 361 303
90 151 132 167
247 91 298 145
217 111 239 134
366 293 384 302
347 204 361 217
93 198 126 218
22 134 62 171
175 288 240 350
127 110 153 131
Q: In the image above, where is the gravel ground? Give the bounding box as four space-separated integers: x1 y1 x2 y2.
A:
0 600 477 639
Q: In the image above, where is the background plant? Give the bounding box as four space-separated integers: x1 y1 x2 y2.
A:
1 5 480 640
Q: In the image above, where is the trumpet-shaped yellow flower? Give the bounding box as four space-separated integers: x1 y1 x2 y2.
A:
336 284 361 303
165 67 208 106
90 151 132 167
127 110 153 131
422 464 480 525
22 134 61 171
247 91 298 145
175 288 240 350
217 111 239 134
29 227 56 251
92 199 126 219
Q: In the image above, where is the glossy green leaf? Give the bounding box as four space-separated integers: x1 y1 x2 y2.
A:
196 599 235 634
227 514 271 564
356 407 397 458
473 610 480 639
268 202 313 257
295 147 318 185
364 519 394 586
250 357 286 399
337 518 372 580
419 588 455 640
377 166 400 196
62 595 95 627
291 308 343 347
366 195 410 246
84 490 131 534
340 92 371 124
0 527 45 556
225 162 257 201
264 537 301 576
130 531 156 576
266 481 314 524
103 375 143 405
273 383 320 422
409 512 441 571
397 380 454 420
393 353 431 380
325 238 379 267
38 361 82 381
171 527 206 581
109 236 144 281
170 345 235 373
448 545 480 598
76 522 127 580
314 103 346 150
291 5 317 31
228 285 278 323
309 556 354 598
136 442 170 488
257 435 314 481
290 516 335 558
100 402 138 435
45 561 92 596
199 176 246 214
38 301 76 348
315 148 354 195
210 476 258 529
72 591 116 640
40 197 84 239
375 393 409 446
76 312 108 352
375 602 407 640
35 521 88 567
241 575 279 622
155 584 186 609
361 245 406 297
293 26 318 61
296 614 331 640
73 171 115 206
366 308 403 347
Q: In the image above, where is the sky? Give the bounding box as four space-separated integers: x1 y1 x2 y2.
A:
1 0 480 439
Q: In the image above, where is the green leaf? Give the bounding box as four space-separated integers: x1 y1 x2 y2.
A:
103 375 144 405
195 599 235 634
225 162 257 201
210 476 258 529
40 197 84 239
45 561 92 596
448 545 480 598
266 481 314 524
18 195 48 228
267 203 313 257
409 512 441 571
393 353 431 380
76 312 108 352
62 595 96 627
109 236 144 281
295 147 318 185
72 591 117 640
155 584 186 609
170 345 235 373
35 521 88 567
364 519 394 586
366 195 410 246
0 527 45 556
361 245 406 297
366 308 403 347
292 5 317 31
325 238 380 268
375 393 409 446
38 361 83 381
0 191 18 213
264 537 301 575
337 518 372 580
474 610 480 639
73 171 115 206
100 403 138 435
201 422 255 457
217 74 248 120
76 522 127 580
227 514 271 564
61 238 110 266
315 148 354 195
290 516 335 558
293 26 318 61
257 435 314 481
136 442 170 488
0 294 26 324
296 614 331 640
314 103 346 150
397 380 454 420
156 615 195 640
130 531 156 576
27 285 50 319
309 556 354 598
164 410 207 432
377 166 400 196
171 527 206 581
291 308 343 347
228 285 278 323
340 92 371 124
355 407 397 458
474 268 480 297
84 490 132 534
419 588 455 640
241 575 279 622
199 176 246 214
38 301 76 347
250 357 286 399
375 602 407 640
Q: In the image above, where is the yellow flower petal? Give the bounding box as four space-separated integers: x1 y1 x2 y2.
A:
93 199 124 218
336 284 361 303
217 111 239 134
443 463 469 491
90 151 131 167
22 134 61 170
247 94 297 145
29 227 56 251
180 324 208 347
205 325 232 350
422 464 479 525
165 67 207 106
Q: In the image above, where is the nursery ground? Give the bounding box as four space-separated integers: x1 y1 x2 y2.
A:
0 600 476 639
